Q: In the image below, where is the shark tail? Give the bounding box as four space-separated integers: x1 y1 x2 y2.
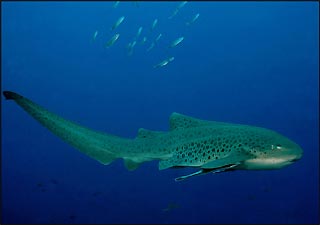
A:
3 91 130 166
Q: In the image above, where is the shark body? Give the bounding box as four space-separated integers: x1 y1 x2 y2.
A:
3 91 303 181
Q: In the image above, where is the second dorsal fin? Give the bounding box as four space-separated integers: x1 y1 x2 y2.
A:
137 128 165 138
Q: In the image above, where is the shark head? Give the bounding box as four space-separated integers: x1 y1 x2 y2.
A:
241 127 303 170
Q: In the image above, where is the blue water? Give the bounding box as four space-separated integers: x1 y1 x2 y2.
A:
1 1 319 224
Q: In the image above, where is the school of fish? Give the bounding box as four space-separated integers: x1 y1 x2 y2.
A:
91 1 199 69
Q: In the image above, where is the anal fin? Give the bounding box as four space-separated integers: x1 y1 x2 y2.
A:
124 158 142 171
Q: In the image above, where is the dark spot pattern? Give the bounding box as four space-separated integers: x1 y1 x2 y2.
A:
163 124 284 168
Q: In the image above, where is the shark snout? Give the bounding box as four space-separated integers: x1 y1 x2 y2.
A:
289 147 303 162
280 143 303 164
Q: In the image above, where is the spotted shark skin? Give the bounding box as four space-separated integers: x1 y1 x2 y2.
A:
3 91 303 181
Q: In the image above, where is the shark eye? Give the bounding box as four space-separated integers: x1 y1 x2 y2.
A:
271 144 282 150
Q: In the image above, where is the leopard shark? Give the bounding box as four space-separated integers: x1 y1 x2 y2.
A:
3 91 303 181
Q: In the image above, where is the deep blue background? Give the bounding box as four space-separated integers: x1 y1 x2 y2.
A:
1 1 319 224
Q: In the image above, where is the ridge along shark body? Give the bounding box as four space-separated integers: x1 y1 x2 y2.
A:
3 91 303 181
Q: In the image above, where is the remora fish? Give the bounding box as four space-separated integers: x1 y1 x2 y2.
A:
105 33 120 48
111 16 125 31
170 37 184 48
3 91 303 181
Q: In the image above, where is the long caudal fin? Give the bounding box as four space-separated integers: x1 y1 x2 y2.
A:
3 91 131 165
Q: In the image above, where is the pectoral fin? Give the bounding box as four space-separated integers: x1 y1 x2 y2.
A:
201 153 250 169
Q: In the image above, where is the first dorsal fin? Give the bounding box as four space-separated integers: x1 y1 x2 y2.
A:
137 128 165 138
169 112 231 130
169 112 204 130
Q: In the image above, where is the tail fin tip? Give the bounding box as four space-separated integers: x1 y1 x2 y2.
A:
3 91 22 100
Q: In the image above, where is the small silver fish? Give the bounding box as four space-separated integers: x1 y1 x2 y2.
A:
133 1 139 7
127 42 132 49
111 16 125 31
141 36 147 44
177 1 188 9
155 33 162 43
168 8 179 19
127 42 133 55
186 13 199 26
162 203 180 212
113 1 120 8
170 37 184 48
92 30 98 41
147 42 155 52
168 57 174 62
127 42 134 56
127 40 137 56
131 40 137 48
154 56 175 68
168 1 187 19
105 33 120 48
151 19 158 31
136 27 143 39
